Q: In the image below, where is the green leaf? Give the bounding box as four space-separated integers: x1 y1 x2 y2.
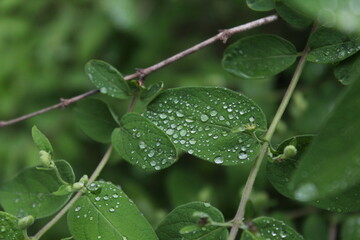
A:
140 82 164 104
307 27 360 64
291 76 360 203
286 0 360 33
75 99 119 143
67 181 158 240
275 2 312 28
222 34 298 79
240 217 304 240
0 160 75 219
85 59 132 99
112 113 177 171
302 214 327 240
31 126 54 157
156 202 228 240
144 87 267 165
334 52 360 85
0 211 25 240
267 135 360 212
246 0 275 12
341 216 360 240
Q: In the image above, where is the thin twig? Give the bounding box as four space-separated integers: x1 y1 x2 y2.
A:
0 15 278 129
31 145 113 240
227 24 318 240
328 220 337 240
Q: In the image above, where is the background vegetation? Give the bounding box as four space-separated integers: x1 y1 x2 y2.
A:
0 0 346 239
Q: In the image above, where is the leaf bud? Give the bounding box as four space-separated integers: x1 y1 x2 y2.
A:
18 215 34 230
72 182 84 191
39 150 52 167
283 145 297 158
79 175 89 184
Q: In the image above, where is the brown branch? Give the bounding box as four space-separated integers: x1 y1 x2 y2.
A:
0 15 278 129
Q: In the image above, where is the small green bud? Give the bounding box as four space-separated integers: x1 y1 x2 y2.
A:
72 182 84 191
79 175 89 184
18 215 34 230
39 150 52 167
283 145 297 158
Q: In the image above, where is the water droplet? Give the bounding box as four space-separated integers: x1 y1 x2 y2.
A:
75 206 81 212
176 111 184 117
139 141 146 149
238 152 248 160
95 196 101 201
113 194 119 199
214 156 224 164
210 110 217 116
249 116 255 122
155 166 161 170
109 208 115 213
159 113 167 119
189 139 196 145
150 161 156 166
103 195 109 201
148 150 155 157
166 129 174 135
200 114 209 122
100 87 108 94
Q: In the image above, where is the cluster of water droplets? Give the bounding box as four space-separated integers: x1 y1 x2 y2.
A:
255 219 290 240
125 124 176 171
312 43 360 63
71 181 131 240
144 89 264 165
11 192 45 218
0 214 23 239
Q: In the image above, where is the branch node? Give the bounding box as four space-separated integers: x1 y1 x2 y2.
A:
136 68 147 81
60 98 71 109
218 29 231 44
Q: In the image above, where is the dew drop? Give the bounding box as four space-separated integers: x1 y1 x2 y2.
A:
214 156 224 164
139 141 146 149
75 206 81 212
200 114 209 122
210 110 217 116
176 111 184 117
100 87 108 94
109 208 115 213
166 129 174 135
238 152 248 160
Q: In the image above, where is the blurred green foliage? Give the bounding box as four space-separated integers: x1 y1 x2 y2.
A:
0 0 346 239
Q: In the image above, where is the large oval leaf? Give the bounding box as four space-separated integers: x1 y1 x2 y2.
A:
0 212 25 240
291 76 360 202
246 0 275 12
241 217 304 240
156 201 228 240
112 113 177 171
67 181 158 240
144 87 267 165
222 34 297 79
0 160 75 218
307 27 360 64
275 2 312 28
85 59 132 99
267 135 360 212
75 99 119 143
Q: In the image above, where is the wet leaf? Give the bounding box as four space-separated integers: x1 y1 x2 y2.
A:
291 76 360 202
68 181 158 240
307 27 360 64
222 35 297 79
75 99 119 143
112 113 177 171
246 0 275 12
156 201 228 240
241 217 304 240
0 160 75 219
267 135 360 212
0 211 25 240
85 59 132 99
334 52 360 85
144 87 267 165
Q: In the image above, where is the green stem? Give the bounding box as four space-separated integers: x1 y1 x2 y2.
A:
227 24 317 240
53 165 69 185
31 146 113 240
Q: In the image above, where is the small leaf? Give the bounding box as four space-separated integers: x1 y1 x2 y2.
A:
144 87 267 165
341 216 360 240
112 113 177 171
67 181 158 240
0 211 25 240
307 27 360 64
0 160 75 218
85 59 132 99
275 2 312 28
222 34 298 79
241 217 304 240
156 202 228 240
334 52 360 85
302 214 328 240
291 76 360 202
267 135 360 212
75 99 119 143
246 0 275 12
32 126 54 157
140 82 164 104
